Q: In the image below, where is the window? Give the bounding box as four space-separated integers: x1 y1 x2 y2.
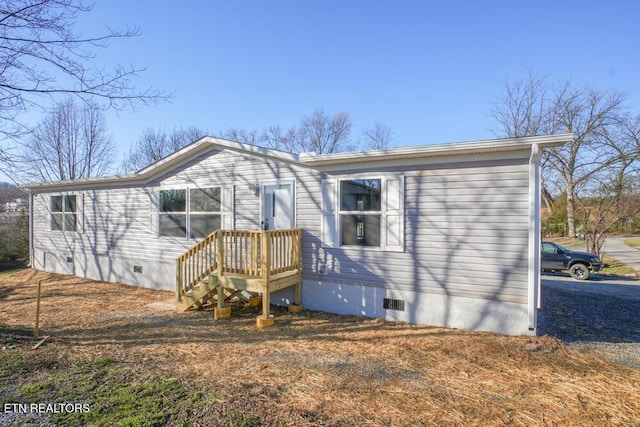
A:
339 179 381 246
322 175 404 251
51 195 77 232
190 187 221 238
159 187 221 238
159 189 186 237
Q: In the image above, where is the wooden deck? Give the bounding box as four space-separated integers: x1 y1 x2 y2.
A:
176 229 302 323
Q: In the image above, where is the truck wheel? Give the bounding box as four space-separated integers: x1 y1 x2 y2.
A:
569 263 590 280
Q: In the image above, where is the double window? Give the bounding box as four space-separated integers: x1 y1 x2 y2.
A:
159 187 221 238
51 195 77 232
322 175 404 251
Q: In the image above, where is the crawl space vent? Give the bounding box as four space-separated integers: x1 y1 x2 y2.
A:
383 298 405 311
133 265 143 273
66 256 73 263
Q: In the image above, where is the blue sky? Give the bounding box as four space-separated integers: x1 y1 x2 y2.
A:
71 1 639 160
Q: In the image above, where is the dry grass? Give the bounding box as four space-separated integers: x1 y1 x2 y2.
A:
624 238 640 250
2 269 640 426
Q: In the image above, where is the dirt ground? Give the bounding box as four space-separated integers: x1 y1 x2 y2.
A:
1 269 640 426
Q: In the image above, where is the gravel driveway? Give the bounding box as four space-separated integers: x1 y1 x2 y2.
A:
537 273 640 369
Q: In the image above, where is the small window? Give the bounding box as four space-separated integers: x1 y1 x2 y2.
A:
51 195 77 232
339 179 382 247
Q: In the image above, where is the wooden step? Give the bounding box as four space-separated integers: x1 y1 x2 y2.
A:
176 275 219 312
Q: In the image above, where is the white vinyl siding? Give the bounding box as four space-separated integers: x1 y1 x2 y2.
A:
30 143 533 314
307 157 531 304
28 147 316 290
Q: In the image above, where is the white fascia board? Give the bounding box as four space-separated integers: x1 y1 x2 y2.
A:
26 173 141 191
300 134 574 167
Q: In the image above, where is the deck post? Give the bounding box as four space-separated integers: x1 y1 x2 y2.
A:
294 282 301 306
175 258 182 305
261 231 271 319
295 229 302 305
216 231 225 309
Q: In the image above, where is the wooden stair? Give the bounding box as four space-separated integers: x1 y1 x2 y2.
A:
176 229 303 322
176 274 219 312
176 276 253 312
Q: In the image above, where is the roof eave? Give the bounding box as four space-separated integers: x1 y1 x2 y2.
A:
300 134 573 166
26 133 572 190
27 136 302 191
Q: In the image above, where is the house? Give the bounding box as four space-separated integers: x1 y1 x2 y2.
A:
27 133 573 335
3 198 28 213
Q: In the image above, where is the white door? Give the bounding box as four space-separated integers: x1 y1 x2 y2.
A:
262 183 293 230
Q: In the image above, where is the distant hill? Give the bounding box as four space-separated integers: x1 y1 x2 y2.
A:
0 182 27 205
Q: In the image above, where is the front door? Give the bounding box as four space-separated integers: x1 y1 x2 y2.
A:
262 182 294 230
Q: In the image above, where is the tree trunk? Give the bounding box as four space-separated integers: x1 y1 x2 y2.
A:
565 180 576 238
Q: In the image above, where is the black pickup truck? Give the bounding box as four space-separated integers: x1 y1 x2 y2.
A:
541 241 603 280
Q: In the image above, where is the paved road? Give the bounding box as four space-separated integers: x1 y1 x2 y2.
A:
559 236 640 274
601 236 640 272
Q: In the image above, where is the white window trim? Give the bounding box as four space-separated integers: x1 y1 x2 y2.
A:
322 173 404 252
338 176 384 248
49 192 83 233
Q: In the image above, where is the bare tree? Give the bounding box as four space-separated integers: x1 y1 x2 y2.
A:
20 98 115 182
121 126 206 172
491 70 549 138
546 85 628 237
491 72 632 237
132 110 389 170
221 127 260 145
0 0 168 172
257 109 354 154
224 109 357 155
579 113 640 255
297 109 353 154
361 121 393 150
579 175 640 257
256 125 296 152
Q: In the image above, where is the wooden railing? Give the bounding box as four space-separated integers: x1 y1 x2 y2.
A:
176 231 219 303
218 230 262 276
259 228 302 278
176 228 302 305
